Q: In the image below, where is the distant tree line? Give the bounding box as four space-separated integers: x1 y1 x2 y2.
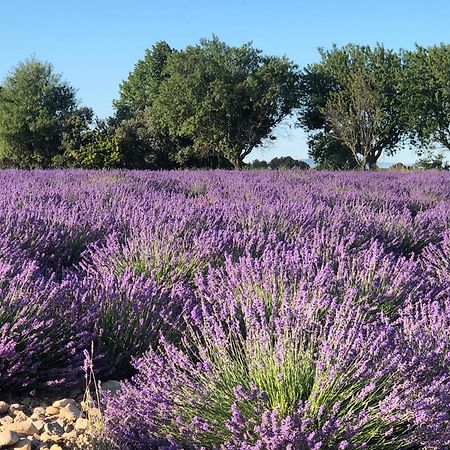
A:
0 38 449 170
249 156 310 170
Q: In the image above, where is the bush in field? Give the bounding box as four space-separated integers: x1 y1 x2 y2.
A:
103 239 448 449
103 269 449 449
0 259 191 391
78 269 191 379
389 162 409 171
0 260 93 391
269 156 310 170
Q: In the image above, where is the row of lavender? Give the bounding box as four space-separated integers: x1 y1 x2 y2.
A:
0 169 449 449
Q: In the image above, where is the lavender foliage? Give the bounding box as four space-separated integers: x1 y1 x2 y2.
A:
0 169 449 448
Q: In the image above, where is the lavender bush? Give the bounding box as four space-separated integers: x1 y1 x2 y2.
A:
104 255 449 449
0 169 448 448
0 259 93 389
77 268 191 379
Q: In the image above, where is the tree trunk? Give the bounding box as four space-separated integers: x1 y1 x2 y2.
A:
234 159 243 170
358 154 366 171
366 151 378 170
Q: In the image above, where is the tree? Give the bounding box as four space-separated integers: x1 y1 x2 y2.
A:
402 44 450 152
113 41 188 168
150 36 301 169
308 132 357 170
322 70 386 169
65 120 122 169
389 162 409 171
114 41 175 116
249 159 269 169
60 106 95 155
0 59 81 168
413 152 450 171
298 44 404 170
269 156 309 170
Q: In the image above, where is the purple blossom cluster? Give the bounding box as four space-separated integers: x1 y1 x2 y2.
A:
0 169 449 448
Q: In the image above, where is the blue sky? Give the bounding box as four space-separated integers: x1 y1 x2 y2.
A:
1 0 449 164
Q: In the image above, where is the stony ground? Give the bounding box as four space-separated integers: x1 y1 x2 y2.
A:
0 381 119 450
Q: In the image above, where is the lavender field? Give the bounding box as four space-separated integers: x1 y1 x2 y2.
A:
0 169 449 449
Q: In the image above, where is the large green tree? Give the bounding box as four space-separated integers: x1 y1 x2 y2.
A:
402 44 450 152
114 41 175 116
299 44 404 169
149 37 301 169
0 59 81 168
112 41 184 168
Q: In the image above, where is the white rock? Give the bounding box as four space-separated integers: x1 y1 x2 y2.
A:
4 420 38 436
62 430 77 440
52 399 76 408
39 432 54 443
32 407 46 418
56 418 65 428
74 417 89 431
0 414 14 424
9 404 29 416
59 404 81 421
45 406 59 416
0 429 19 446
0 400 10 415
32 419 45 432
50 445 63 450
11 438 32 450
14 411 28 422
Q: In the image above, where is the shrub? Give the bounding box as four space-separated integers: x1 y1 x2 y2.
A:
0 261 93 391
104 288 450 449
79 269 192 379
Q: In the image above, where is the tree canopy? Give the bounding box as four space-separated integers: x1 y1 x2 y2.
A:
402 44 450 152
0 59 82 168
139 36 301 169
307 132 357 170
0 39 449 170
298 44 405 169
114 41 175 116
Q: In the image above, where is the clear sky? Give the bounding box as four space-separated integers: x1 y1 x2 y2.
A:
1 0 449 164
